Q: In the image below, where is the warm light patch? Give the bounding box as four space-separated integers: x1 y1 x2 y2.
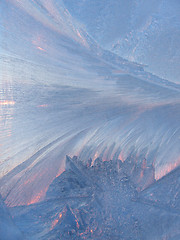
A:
0 100 15 106
50 219 59 230
75 219 80 229
50 212 63 230
76 29 88 47
92 152 99 164
37 104 48 108
156 158 180 180
27 187 48 205
27 195 41 205
32 36 47 52
56 169 65 178
37 46 46 52
118 152 124 162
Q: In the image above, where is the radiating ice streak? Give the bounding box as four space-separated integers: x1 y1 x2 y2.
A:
8 0 87 46
1 94 179 206
0 0 180 206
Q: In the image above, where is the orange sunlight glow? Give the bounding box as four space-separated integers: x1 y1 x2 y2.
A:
0 100 15 106
50 212 63 230
75 219 80 229
118 151 124 162
50 219 59 230
27 187 48 205
37 46 46 52
32 37 47 52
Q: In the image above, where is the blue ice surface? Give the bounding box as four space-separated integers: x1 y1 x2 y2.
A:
0 1 180 239
63 0 180 84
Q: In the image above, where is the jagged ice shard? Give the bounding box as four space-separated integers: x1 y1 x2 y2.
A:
0 0 180 239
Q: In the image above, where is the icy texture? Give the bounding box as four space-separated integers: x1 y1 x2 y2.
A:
63 0 180 83
0 195 24 240
10 156 180 239
0 0 180 212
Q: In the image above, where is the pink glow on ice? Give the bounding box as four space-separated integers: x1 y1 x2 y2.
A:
27 187 48 206
50 219 59 230
156 158 180 180
36 46 46 52
56 169 65 178
118 151 125 162
37 104 48 108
